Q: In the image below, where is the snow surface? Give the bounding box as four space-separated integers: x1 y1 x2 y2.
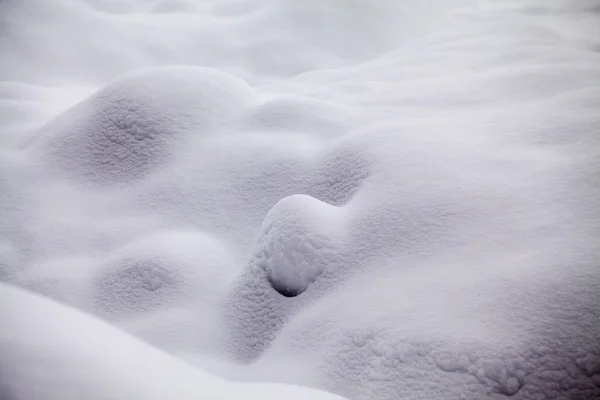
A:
0 282 346 400
1 0 600 399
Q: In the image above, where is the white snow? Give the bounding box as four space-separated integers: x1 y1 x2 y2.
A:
0 282 346 400
257 194 346 297
1 0 600 399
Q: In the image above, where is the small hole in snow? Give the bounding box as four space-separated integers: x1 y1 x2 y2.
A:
268 276 303 298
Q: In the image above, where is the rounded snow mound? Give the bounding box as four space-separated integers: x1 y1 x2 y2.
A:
91 230 234 319
256 194 345 297
222 194 346 362
32 66 254 184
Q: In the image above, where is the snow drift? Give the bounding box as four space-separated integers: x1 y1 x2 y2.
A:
1 0 600 399
0 282 346 400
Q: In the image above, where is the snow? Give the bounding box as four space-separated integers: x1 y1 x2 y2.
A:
0 282 346 400
1 0 600 399
32 66 254 184
256 194 346 297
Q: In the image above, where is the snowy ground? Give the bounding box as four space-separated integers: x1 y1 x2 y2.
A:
1 0 600 399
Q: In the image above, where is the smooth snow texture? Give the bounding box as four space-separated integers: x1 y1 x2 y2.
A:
1 0 600 399
0 282 346 400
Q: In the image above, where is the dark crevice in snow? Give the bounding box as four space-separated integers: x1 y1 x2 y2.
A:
268 275 304 297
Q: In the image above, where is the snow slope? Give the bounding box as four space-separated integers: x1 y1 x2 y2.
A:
1 0 600 399
0 282 346 400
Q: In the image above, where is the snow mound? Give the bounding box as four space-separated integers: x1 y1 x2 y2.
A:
0 282 348 400
257 194 345 297
92 230 234 319
1 0 600 399
223 194 346 362
31 66 254 184
256 257 600 399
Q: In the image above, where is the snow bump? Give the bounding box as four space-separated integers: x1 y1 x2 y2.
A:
222 194 346 362
32 66 254 184
91 231 233 319
256 194 345 297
